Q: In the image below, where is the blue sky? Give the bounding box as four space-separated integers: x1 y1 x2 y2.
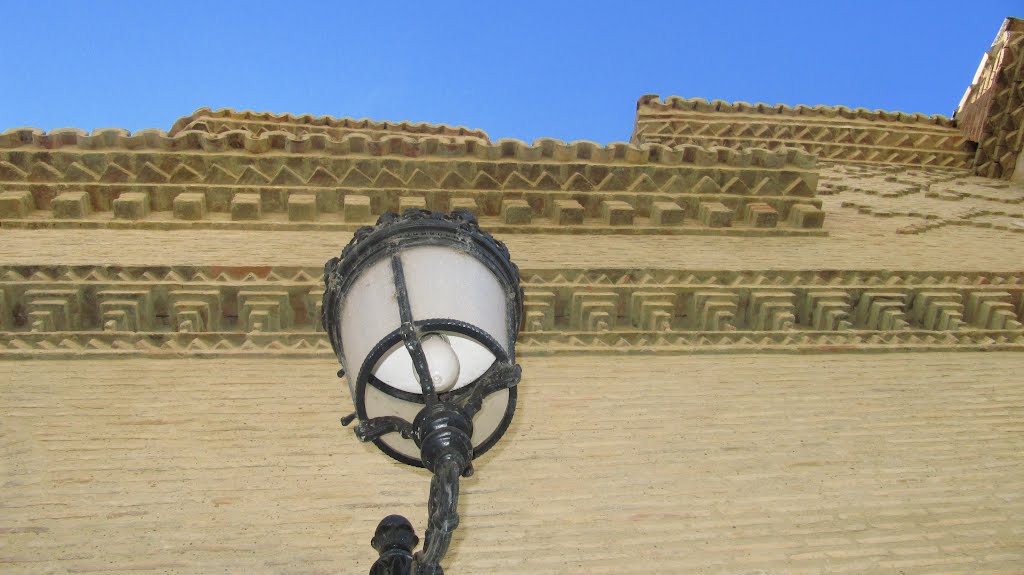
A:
1 1 1019 143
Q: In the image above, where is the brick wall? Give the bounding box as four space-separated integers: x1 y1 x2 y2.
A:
3 354 1022 574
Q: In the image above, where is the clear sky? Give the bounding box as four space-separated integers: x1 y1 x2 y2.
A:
1 1 1020 143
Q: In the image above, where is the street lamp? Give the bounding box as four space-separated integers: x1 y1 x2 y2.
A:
322 208 524 574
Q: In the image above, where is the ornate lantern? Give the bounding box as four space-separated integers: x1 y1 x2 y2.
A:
322 209 523 574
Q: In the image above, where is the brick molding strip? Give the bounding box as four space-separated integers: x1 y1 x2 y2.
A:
0 266 1020 357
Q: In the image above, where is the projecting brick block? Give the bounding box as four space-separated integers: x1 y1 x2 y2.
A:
231 193 262 221
169 289 223 332
788 204 825 228
552 200 584 225
239 290 293 332
743 202 779 228
802 290 853 331
570 291 618 330
112 192 150 220
501 199 532 224
650 201 685 225
523 290 556 331
601 200 634 226
305 288 325 332
24 288 83 331
98 289 154 332
398 196 427 213
173 192 207 221
287 195 317 222
0 288 8 330
911 291 964 331
690 291 738 330
698 202 733 228
0 190 34 218
449 197 479 215
629 291 676 331
52 191 91 219
315 189 342 213
966 291 1022 329
747 291 796 331
856 292 909 330
343 195 371 222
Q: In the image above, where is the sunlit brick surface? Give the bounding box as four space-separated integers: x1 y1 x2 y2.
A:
3 354 1022 574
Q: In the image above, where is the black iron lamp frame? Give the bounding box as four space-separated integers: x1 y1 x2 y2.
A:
322 209 524 574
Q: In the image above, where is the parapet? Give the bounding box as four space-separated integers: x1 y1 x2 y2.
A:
633 95 974 170
168 107 491 142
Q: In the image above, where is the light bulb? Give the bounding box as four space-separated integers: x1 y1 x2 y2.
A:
420 333 460 392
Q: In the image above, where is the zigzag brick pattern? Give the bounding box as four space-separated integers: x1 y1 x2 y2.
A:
0 120 825 235
633 95 975 169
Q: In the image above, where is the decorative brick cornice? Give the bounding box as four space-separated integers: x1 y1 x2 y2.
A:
0 127 817 168
1 329 1022 359
634 95 973 169
0 129 824 234
1 266 1020 358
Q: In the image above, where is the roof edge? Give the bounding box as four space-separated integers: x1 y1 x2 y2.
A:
0 127 816 169
638 95 957 127
168 107 490 140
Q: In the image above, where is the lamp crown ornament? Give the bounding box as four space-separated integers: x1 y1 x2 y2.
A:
322 208 523 574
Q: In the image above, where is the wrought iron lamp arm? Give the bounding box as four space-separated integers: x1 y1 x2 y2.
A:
355 359 520 574
414 457 463 574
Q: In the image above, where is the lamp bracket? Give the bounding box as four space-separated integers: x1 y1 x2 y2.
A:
462 362 521 418
369 515 418 575
352 416 416 443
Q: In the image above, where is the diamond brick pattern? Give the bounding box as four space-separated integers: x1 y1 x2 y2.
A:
955 17 1024 180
